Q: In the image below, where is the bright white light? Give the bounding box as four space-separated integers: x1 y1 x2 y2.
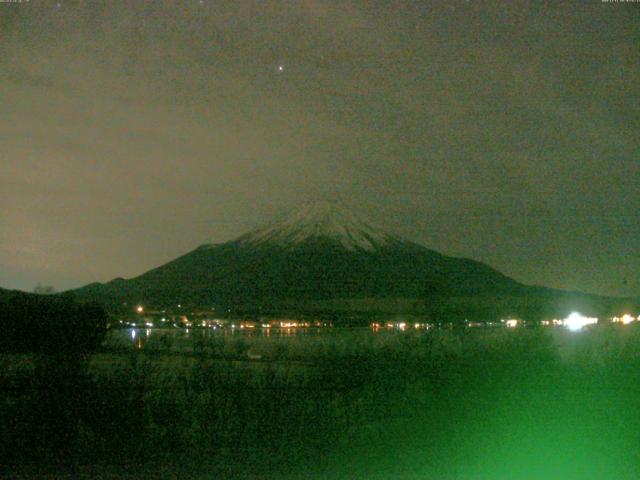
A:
136 305 144 313
131 329 136 340
620 314 635 325
563 312 598 332
504 319 519 328
278 65 284 72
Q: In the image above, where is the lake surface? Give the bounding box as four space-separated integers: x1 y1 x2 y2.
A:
5 322 640 479
104 324 394 355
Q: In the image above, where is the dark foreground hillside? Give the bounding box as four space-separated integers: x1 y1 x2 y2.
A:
0 289 108 475
2 325 640 479
0 288 107 354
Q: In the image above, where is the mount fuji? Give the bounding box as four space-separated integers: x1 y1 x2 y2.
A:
72 201 626 320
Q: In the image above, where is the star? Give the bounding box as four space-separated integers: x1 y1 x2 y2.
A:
278 65 284 72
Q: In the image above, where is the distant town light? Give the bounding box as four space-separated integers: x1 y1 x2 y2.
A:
620 314 635 325
504 319 519 328
563 312 597 332
612 314 636 325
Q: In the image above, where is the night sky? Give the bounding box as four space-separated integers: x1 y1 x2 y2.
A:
1 1 638 297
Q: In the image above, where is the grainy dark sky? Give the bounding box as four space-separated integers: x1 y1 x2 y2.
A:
1 1 638 297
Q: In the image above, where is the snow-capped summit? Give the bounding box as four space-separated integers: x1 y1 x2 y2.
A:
234 200 397 251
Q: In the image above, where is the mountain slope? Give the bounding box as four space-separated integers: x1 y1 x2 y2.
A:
74 201 526 307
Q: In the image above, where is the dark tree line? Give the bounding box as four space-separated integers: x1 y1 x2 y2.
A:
0 289 107 355
0 289 108 474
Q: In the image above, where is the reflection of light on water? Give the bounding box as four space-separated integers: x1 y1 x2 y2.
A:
371 321 432 332
131 328 136 340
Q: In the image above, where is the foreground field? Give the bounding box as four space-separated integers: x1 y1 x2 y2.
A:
2 325 640 479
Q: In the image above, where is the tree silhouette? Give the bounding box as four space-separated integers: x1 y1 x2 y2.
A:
33 284 56 295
